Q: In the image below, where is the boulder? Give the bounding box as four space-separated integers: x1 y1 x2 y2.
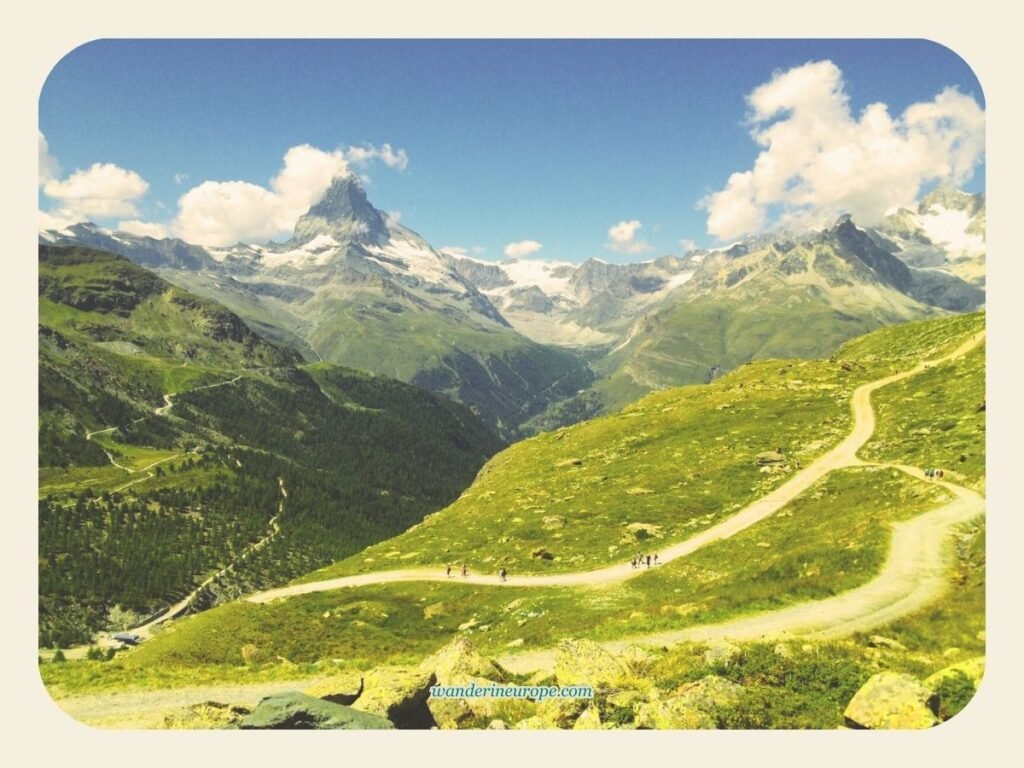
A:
573 706 602 730
671 675 743 711
702 639 741 666
355 667 438 729
239 692 393 730
542 515 568 530
843 672 939 729
163 701 250 730
755 451 786 465
515 716 550 730
925 657 985 691
420 635 508 683
867 635 908 652
304 671 364 705
487 719 508 730
531 547 554 560
425 674 507 729
635 699 716 729
536 695 588 728
554 639 627 688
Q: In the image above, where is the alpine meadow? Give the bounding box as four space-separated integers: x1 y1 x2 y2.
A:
36 39 987 732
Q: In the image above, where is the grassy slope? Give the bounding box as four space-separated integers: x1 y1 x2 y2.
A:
38 245 502 643
861 341 985 492
300 312 984 583
106 466 947 670
80 312 982 679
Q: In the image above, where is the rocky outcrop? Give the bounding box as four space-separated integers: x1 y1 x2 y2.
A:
634 675 743 730
554 639 628 688
843 672 939 729
239 692 394 730
304 671 364 705
354 667 438 729
420 636 508 683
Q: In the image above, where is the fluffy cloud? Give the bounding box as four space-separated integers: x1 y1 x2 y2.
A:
174 172 189 185
606 219 652 255
117 220 170 239
504 240 543 258
173 144 349 245
678 239 697 253
345 143 409 171
42 161 150 219
38 208 83 232
172 143 408 246
701 60 985 241
39 132 60 184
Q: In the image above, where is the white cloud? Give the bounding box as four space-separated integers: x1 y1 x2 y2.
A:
504 240 543 259
39 132 60 184
700 60 985 241
606 219 652 255
42 161 150 219
173 180 288 246
678 239 697 253
117 219 170 239
38 208 84 232
345 143 409 171
174 172 189 185
384 210 402 225
172 144 351 246
441 246 468 257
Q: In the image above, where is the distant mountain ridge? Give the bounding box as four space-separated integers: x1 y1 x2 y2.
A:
41 180 985 429
42 173 592 439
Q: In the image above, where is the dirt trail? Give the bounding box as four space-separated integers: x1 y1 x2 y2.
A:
249 331 984 604
52 332 986 715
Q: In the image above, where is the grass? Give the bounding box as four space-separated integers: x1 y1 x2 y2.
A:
93 467 947 674
861 341 985 491
301 356 861 581
301 312 984 584
43 312 986 711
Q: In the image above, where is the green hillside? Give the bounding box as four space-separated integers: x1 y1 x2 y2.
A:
75 312 983 677
300 311 984 582
38 245 502 646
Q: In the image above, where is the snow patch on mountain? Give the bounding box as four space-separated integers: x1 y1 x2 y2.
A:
917 206 985 259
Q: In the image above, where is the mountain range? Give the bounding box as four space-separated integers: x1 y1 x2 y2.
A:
41 176 985 430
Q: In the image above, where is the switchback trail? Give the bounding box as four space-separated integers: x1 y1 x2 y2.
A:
248 331 985 604
56 477 288 659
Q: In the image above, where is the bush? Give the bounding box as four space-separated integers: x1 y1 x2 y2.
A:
933 670 976 721
52 650 66 663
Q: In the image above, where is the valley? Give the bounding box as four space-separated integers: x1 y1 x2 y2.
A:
40 311 986 730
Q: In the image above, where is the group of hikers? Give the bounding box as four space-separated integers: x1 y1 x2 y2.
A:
924 467 945 480
631 552 659 569
443 551 661 582
444 563 508 582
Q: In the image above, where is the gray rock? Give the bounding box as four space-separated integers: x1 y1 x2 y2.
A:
844 672 939 729
355 666 438 728
239 692 393 730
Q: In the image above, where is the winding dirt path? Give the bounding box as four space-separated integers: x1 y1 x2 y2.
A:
249 331 985 604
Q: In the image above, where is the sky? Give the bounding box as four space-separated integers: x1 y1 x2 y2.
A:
38 39 986 262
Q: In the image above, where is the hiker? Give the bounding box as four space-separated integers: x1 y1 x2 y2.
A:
446 564 452 578
461 563 468 577
630 557 637 569
646 555 652 568
936 469 944 479
499 568 507 583
653 554 659 565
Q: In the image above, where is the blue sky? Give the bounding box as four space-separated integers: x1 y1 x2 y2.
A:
39 39 985 261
